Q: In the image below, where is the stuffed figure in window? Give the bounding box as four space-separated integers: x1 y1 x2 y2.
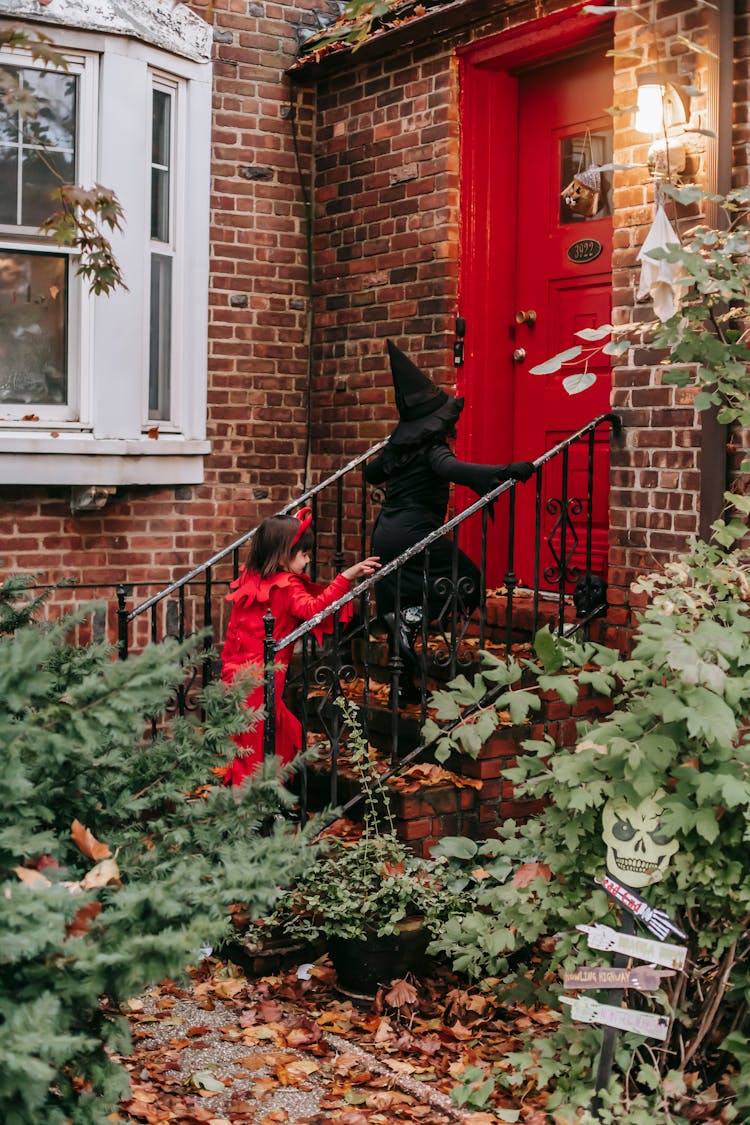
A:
561 164 601 219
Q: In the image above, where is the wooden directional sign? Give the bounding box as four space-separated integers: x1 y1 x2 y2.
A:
563 964 676 992
561 995 669 1041
595 874 687 941
578 923 687 971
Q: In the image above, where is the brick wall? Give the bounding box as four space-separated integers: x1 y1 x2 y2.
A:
0 0 321 634
298 0 744 646
304 33 462 550
605 2 716 646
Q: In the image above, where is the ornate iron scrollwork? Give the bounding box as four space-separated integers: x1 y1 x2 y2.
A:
544 496 583 585
430 574 476 671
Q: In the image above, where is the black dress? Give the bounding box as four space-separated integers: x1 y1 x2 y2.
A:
365 439 507 621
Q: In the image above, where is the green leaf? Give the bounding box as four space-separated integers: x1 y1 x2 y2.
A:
605 50 644 61
187 1071 226 1092
431 836 478 860
529 345 582 376
694 807 720 843
457 723 484 757
685 685 737 745
675 35 718 58
485 927 515 957
562 371 597 396
430 691 462 720
637 1063 660 1091
534 625 564 674
717 773 750 809
602 338 630 356
574 325 613 341
421 718 443 745
508 690 540 724
661 183 708 205
538 674 579 705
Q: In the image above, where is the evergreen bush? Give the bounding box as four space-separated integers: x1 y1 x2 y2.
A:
0 576 307 1125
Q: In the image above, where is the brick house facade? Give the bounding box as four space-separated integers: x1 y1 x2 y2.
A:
0 0 745 646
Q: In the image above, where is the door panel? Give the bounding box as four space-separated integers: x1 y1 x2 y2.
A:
512 51 612 588
458 44 613 591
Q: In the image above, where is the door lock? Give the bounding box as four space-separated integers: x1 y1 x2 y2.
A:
513 348 526 363
515 309 537 325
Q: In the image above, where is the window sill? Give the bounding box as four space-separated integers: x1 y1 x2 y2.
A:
0 433 211 485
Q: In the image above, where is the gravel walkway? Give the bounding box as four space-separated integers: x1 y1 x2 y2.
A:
118 956 487 1124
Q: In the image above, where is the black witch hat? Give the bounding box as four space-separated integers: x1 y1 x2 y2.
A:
386 339 464 446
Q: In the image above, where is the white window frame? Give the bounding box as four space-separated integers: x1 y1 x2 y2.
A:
146 71 183 431
0 21 212 487
0 47 96 426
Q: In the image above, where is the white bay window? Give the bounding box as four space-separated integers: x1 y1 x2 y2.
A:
149 77 176 425
0 1 212 486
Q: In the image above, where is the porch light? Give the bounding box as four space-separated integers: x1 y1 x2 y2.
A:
635 71 690 136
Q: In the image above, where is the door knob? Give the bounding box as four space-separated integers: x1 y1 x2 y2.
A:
513 348 526 363
515 309 537 325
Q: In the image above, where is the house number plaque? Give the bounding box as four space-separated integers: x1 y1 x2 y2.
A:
567 238 603 264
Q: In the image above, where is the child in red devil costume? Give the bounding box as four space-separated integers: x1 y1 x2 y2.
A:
220 508 380 786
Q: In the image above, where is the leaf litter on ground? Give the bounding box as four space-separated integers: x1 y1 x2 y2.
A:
114 956 559 1124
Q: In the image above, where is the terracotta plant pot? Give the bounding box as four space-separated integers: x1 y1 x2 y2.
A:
327 915 428 996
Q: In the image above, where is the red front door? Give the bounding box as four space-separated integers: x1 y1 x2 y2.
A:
458 25 613 591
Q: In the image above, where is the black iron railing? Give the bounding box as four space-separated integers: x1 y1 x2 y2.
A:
115 439 388 672
110 413 619 812
261 413 620 809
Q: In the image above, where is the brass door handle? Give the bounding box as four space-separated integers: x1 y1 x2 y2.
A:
515 309 537 325
513 348 526 363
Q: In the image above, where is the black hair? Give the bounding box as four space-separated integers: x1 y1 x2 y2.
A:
246 516 313 578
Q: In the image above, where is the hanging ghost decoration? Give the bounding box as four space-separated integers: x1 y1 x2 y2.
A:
561 164 601 219
601 791 679 888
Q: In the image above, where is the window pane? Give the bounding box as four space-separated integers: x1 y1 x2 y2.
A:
0 67 77 231
151 89 171 242
21 149 74 227
151 167 169 242
559 131 612 224
152 90 171 166
0 148 18 224
22 70 76 150
0 89 18 144
0 251 67 404
149 253 172 419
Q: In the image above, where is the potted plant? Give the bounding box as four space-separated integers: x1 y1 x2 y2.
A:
273 696 450 996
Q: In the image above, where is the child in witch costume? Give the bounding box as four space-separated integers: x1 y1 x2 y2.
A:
365 340 535 705
220 508 379 786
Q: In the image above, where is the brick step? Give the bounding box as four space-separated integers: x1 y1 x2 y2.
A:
294 662 614 855
300 716 543 857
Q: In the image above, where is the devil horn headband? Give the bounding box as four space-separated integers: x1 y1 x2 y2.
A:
291 506 313 546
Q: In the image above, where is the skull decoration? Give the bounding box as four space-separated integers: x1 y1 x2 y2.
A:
601 792 678 888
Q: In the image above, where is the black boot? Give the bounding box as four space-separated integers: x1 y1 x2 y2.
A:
384 609 423 707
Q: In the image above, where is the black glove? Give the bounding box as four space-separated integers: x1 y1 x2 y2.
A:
506 461 535 483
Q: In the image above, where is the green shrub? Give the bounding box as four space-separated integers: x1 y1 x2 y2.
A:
426 541 750 1122
0 576 308 1125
